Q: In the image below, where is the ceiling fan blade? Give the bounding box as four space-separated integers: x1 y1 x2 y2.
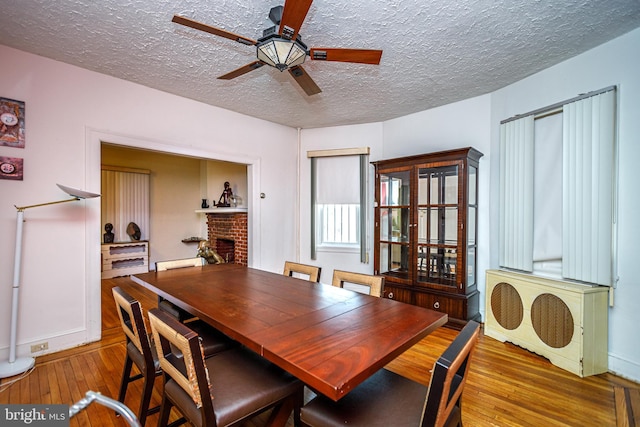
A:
279 0 313 39
218 61 265 80
289 65 321 96
310 48 383 65
172 15 257 46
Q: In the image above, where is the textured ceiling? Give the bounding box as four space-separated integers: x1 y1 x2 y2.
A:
1 0 640 129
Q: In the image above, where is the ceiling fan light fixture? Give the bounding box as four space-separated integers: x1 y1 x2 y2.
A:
257 35 307 71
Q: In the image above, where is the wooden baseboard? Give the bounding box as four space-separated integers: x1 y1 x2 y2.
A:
34 327 124 366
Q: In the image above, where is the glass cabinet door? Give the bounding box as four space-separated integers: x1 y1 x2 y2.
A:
378 170 411 279
416 165 459 288
467 165 478 288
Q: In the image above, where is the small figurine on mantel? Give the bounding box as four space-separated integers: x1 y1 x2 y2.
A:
103 223 114 243
217 181 233 207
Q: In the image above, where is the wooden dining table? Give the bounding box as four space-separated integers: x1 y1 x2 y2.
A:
131 263 447 401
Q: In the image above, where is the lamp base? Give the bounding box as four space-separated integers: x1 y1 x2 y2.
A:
0 356 35 379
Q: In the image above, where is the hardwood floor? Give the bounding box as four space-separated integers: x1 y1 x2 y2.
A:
1 276 638 426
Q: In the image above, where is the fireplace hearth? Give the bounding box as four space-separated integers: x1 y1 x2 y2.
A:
205 211 247 266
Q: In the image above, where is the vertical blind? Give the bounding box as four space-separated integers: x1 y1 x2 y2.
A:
499 115 534 272
101 168 150 242
562 90 615 285
499 87 616 286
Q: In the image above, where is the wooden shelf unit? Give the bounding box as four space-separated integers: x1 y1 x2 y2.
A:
101 241 149 279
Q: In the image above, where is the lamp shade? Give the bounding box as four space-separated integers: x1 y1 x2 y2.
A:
257 37 306 71
57 183 100 200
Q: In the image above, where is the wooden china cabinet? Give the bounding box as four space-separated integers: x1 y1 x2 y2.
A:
373 147 483 328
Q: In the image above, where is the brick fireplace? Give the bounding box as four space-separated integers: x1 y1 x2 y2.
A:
206 211 248 266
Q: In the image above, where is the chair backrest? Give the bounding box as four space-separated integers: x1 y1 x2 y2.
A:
331 270 384 297
156 257 206 271
112 286 154 363
148 308 213 413
421 321 480 427
283 261 322 282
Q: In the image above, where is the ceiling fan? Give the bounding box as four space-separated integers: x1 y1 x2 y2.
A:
172 0 383 96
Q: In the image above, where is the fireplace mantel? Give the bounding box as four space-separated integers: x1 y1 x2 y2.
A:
196 207 247 214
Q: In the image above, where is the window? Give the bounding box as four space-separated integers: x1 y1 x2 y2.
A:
499 87 617 286
317 203 360 246
533 111 563 276
309 148 369 261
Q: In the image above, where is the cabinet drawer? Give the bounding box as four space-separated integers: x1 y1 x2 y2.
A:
102 242 148 260
382 285 413 304
414 291 466 319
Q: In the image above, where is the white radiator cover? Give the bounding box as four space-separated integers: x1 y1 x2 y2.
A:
484 269 609 377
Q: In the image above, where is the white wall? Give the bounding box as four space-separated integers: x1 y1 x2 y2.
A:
0 45 298 359
490 27 640 381
382 96 492 161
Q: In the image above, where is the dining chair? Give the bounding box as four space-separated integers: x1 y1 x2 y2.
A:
156 257 206 271
155 258 239 357
112 286 162 427
155 257 205 322
331 270 385 297
283 261 322 282
300 320 480 427
147 308 304 427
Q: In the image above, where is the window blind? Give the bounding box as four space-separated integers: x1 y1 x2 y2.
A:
499 86 617 286
499 115 534 272
562 89 616 285
101 168 150 242
308 148 369 262
315 156 360 204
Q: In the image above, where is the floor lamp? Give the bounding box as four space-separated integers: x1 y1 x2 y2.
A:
0 184 100 379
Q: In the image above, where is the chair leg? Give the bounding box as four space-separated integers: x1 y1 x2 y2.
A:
264 398 294 427
293 388 304 427
137 370 158 427
157 395 173 427
117 355 134 404
266 390 303 427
